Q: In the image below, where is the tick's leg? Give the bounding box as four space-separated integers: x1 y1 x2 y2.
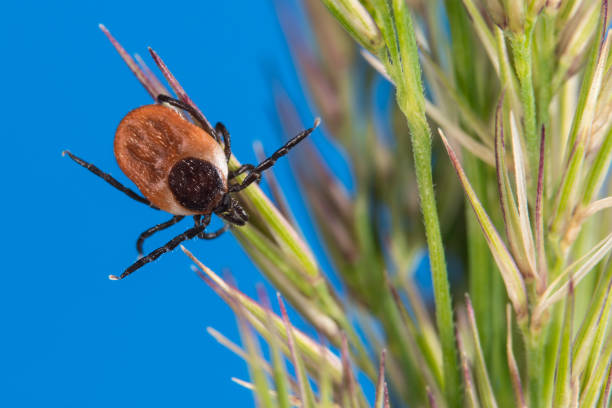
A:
215 199 248 226
200 225 229 238
193 214 230 239
229 118 320 193
215 122 232 162
193 214 211 239
137 215 185 256
217 211 247 226
228 164 254 179
110 224 206 280
63 150 158 209
157 95 218 142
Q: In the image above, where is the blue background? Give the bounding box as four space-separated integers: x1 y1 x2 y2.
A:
0 1 353 406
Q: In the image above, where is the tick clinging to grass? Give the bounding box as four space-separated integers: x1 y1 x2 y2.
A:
65 94 320 280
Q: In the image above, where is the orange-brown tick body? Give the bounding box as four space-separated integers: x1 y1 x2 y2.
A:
115 104 228 216
65 94 318 280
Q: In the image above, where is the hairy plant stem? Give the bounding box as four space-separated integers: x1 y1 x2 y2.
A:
401 107 459 407
367 0 460 403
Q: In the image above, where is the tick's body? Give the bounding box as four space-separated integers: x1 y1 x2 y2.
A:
65 95 318 280
115 104 228 215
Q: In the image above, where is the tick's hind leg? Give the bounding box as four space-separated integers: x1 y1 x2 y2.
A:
63 150 158 209
110 224 206 280
136 215 185 256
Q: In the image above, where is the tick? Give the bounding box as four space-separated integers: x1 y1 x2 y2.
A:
65 95 319 280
